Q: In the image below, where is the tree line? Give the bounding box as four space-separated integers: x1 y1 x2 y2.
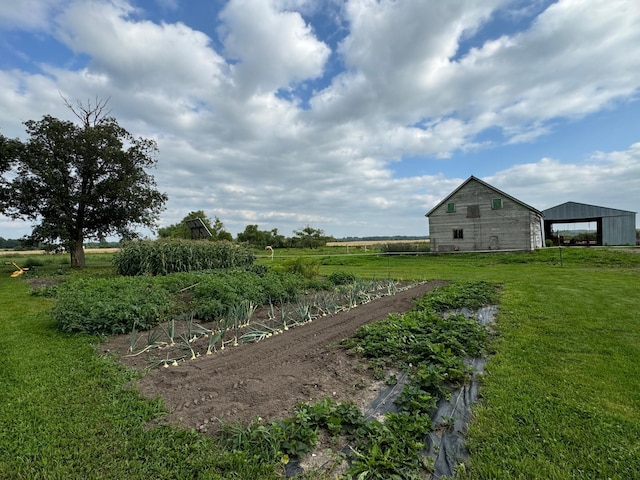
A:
159 210 334 249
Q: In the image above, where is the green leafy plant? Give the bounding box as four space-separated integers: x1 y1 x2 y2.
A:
343 283 492 420
51 277 174 335
327 271 356 286
274 257 320 278
413 281 500 312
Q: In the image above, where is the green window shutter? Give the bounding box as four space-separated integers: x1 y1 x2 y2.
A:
447 202 456 213
492 198 503 210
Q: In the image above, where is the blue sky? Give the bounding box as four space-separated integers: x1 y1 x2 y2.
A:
1 0 639 240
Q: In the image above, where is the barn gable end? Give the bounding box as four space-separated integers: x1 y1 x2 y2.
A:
426 176 543 252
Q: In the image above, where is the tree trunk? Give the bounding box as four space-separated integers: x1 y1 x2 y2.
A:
70 239 85 268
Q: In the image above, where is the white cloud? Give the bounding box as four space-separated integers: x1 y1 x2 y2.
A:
1 0 639 240
219 0 331 96
486 143 640 213
312 0 640 153
55 1 227 94
0 0 68 30
450 0 640 138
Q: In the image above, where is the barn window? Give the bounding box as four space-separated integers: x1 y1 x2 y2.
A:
467 205 480 218
447 202 456 213
492 198 503 210
453 229 464 239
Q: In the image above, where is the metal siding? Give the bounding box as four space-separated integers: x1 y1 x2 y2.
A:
543 202 634 221
543 202 636 246
602 216 636 245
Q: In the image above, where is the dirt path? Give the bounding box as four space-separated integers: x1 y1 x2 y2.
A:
113 281 444 433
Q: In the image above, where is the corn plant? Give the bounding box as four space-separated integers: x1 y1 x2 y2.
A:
113 239 256 276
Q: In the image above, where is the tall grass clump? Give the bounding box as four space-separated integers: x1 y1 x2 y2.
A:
113 239 256 276
380 242 430 254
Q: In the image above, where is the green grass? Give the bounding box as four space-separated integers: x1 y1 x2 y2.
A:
0 260 280 479
316 247 640 478
462 265 640 479
1 247 639 479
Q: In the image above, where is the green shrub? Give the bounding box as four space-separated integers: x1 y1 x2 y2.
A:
51 269 324 334
22 257 46 268
52 277 174 335
327 271 356 286
274 257 320 279
113 239 256 276
413 281 499 312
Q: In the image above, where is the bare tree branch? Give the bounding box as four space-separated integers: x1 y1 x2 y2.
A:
59 92 112 128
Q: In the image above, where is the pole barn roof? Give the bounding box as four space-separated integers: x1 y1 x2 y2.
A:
542 201 636 221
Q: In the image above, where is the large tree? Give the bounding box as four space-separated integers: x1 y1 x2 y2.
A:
237 224 285 248
0 133 22 212
292 225 333 249
4 99 168 267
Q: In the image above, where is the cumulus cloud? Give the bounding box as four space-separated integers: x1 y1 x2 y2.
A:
312 0 640 153
0 0 69 30
486 143 640 212
0 0 639 240
55 1 227 94
219 0 331 95
449 0 640 138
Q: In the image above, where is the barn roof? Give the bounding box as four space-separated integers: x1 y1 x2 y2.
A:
425 175 543 217
542 201 636 221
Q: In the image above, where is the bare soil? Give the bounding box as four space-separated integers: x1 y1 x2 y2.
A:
98 281 445 433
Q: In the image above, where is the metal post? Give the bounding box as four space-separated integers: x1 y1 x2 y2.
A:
559 246 563 267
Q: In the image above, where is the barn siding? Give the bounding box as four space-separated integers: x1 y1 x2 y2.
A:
427 178 543 252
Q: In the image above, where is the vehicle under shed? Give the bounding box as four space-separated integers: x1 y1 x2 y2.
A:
543 201 636 246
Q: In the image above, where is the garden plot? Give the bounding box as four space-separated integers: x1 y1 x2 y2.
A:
97 279 497 478
99 281 446 431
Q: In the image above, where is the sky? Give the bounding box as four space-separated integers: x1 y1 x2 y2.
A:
1 0 639 240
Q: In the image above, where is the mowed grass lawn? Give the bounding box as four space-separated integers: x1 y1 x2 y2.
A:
1 247 639 479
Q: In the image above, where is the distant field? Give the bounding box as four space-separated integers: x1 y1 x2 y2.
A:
0 248 120 256
327 239 430 247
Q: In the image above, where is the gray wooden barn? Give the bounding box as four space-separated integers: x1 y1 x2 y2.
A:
426 176 544 252
542 202 636 246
